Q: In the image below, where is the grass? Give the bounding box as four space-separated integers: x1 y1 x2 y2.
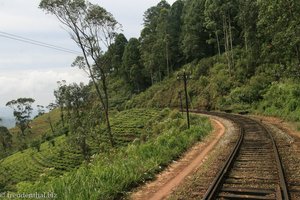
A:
8 109 61 150
16 112 211 200
0 108 162 192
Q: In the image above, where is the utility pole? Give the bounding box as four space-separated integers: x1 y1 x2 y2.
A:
178 91 183 115
177 70 191 129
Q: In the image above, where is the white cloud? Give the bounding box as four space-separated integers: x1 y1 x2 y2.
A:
0 0 177 116
0 68 89 107
0 0 61 33
94 0 177 38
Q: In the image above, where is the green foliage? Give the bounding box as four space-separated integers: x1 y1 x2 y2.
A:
122 38 150 92
257 81 300 121
182 0 211 61
0 127 12 152
17 114 211 200
226 73 273 105
30 140 41 152
257 0 300 64
168 0 185 68
6 98 35 137
7 0 300 198
0 109 162 192
109 33 128 74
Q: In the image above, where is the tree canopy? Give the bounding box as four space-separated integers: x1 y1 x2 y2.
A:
6 98 35 136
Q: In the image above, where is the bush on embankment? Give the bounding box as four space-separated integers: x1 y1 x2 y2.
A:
16 111 211 200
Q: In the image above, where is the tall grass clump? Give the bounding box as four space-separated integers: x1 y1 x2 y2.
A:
257 80 300 121
16 112 211 200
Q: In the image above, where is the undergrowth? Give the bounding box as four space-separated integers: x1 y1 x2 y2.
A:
15 111 211 200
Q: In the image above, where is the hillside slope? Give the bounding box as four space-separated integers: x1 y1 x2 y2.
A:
16 110 211 200
126 52 300 125
0 108 164 192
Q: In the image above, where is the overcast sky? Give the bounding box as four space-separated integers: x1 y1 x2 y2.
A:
0 0 176 117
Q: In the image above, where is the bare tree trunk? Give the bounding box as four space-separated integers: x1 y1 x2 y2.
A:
295 44 300 65
74 28 115 147
244 22 248 53
159 65 162 82
166 39 170 78
151 71 154 85
228 17 235 69
215 30 221 56
48 117 55 134
223 15 231 76
243 20 250 71
101 76 114 147
60 106 65 127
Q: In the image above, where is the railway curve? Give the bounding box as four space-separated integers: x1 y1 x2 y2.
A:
193 111 290 200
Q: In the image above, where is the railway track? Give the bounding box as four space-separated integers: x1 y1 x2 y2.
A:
195 111 290 200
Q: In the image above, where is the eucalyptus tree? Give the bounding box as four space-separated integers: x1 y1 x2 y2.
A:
236 0 259 73
40 0 119 146
181 0 211 62
46 103 57 134
204 0 239 75
0 126 12 152
64 83 91 159
54 80 67 127
140 6 158 85
140 0 171 84
6 98 35 137
36 105 45 117
168 0 184 69
237 0 258 54
109 33 128 75
122 38 149 92
155 4 171 78
257 0 300 65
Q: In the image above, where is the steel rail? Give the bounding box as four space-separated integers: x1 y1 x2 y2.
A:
192 111 290 200
259 121 290 200
202 126 244 200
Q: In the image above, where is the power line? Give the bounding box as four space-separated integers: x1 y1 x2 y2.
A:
0 31 81 55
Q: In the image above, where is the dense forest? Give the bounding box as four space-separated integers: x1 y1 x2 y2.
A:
1 0 300 199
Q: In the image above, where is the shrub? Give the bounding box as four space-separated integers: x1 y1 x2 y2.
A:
30 140 41 152
17 115 211 200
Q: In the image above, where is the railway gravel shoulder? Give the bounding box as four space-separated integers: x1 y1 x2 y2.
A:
168 116 239 199
129 116 232 200
254 116 300 200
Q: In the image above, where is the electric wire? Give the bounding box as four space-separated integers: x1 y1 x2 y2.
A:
0 31 81 55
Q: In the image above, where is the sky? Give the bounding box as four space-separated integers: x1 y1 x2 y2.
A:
0 0 176 118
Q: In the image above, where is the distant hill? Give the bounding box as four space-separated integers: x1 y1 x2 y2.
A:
0 117 15 128
0 107 15 128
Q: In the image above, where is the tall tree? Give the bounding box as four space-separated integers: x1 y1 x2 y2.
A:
236 0 259 73
168 0 185 69
64 83 90 159
237 0 258 54
110 33 128 74
6 98 35 136
54 80 67 127
40 0 120 146
36 105 45 117
140 0 171 84
0 126 12 152
122 38 150 92
46 103 57 135
155 4 171 78
204 0 239 75
181 0 211 62
257 0 300 65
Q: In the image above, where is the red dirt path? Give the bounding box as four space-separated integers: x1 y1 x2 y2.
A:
130 118 225 200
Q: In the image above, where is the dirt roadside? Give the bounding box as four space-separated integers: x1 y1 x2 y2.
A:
129 114 300 200
129 118 226 200
253 115 300 140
